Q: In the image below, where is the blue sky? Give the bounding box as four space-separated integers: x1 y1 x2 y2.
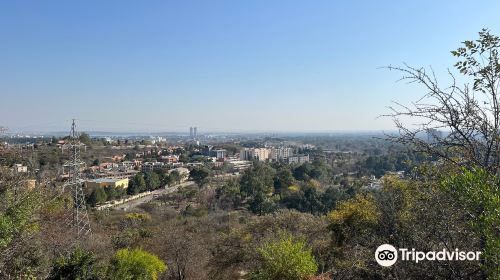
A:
1 1 499 132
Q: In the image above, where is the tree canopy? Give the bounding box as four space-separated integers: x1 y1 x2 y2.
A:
189 166 212 187
108 248 167 280
252 233 318 280
48 247 101 280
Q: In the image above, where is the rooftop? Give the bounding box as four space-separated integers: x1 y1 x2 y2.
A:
87 178 127 183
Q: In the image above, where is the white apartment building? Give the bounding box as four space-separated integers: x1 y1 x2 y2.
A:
287 154 310 164
270 147 293 161
240 148 271 161
240 148 253 160
253 148 270 161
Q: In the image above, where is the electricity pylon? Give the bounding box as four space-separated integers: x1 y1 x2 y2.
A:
62 119 91 239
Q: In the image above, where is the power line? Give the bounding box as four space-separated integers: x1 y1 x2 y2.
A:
62 119 91 240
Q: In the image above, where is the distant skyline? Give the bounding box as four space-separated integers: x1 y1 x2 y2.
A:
1 1 499 132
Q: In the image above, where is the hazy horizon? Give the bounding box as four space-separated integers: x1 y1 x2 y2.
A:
2 124 398 135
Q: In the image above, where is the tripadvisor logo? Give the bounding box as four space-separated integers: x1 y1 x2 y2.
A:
375 244 482 267
375 244 398 267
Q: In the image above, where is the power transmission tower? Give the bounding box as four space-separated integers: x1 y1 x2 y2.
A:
62 119 91 239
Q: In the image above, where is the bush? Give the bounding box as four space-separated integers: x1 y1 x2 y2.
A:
108 248 167 280
252 232 317 280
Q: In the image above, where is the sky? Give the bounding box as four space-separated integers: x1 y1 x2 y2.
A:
1 1 500 133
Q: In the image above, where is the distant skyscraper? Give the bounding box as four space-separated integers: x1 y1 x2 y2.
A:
189 127 194 138
193 127 198 138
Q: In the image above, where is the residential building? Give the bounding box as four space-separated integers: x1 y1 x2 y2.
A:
151 136 166 144
287 154 310 164
253 148 270 161
118 161 137 171
227 159 252 171
160 155 178 164
270 147 293 161
239 148 270 161
202 145 213 156
212 149 227 159
239 148 253 160
99 162 118 170
89 169 139 179
141 162 165 173
86 178 129 189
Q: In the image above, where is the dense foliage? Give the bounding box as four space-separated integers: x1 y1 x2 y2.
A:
251 233 317 280
108 248 167 280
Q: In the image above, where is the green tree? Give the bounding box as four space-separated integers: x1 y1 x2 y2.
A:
252 233 318 280
169 170 181 185
328 194 380 247
322 172 490 279
144 172 161 191
87 188 107 207
216 179 242 209
126 183 138 196
78 132 92 146
162 174 174 187
249 191 277 215
309 159 329 181
292 163 312 181
0 168 42 277
153 169 166 184
282 185 324 215
125 153 135 161
384 29 500 279
441 167 500 279
108 248 167 280
127 173 146 195
320 186 350 213
104 186 125 200
48 247 101 280
189 166 212 187
240 162 276 197
240 163 277 215
0 185 41 248
274 167 294 198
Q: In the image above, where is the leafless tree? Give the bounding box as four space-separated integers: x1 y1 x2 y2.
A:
385 29 500 175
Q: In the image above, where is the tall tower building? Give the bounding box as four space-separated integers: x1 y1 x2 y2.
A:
193 127 198 138
189 127 194 138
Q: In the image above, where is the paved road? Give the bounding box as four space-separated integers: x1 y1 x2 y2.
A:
107 181 195 211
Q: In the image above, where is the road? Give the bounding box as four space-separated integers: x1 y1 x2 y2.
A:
103 181 195 211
